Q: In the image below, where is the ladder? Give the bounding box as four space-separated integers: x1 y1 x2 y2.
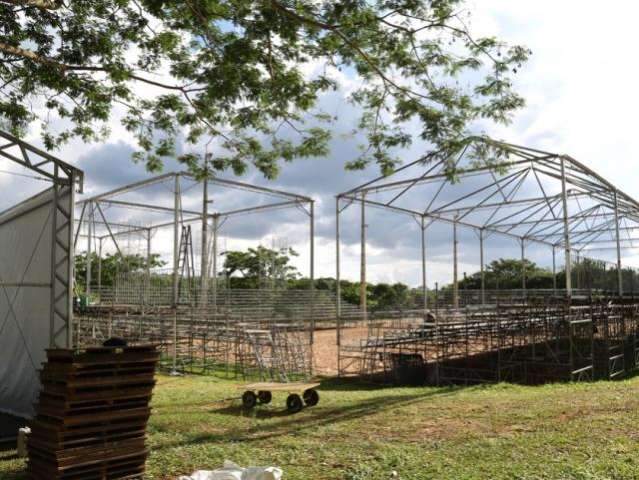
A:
178 226 195 304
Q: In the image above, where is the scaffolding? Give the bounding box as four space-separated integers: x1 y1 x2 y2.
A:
335 138 639 383
73 171 316 380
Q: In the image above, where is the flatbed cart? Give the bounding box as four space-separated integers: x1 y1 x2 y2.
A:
239 382 320 413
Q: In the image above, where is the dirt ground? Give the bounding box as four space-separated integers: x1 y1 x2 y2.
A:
312 326 370 375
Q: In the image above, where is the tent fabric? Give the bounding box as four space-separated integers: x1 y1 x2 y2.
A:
0 187 71 419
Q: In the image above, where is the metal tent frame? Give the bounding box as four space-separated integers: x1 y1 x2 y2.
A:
336 138 639 319
0 130 83 349
75 171 315 311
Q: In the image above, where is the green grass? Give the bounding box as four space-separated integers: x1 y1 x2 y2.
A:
3 374 639 479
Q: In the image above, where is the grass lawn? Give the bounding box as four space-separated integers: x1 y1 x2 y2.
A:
2 374 639 479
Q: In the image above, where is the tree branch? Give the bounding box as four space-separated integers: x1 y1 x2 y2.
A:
0 41 200 92
0 0 61 10
269 0 338 30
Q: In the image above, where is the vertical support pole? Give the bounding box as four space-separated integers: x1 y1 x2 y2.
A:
560 156 572 299
336 196 342 375
309 200 316 376
453 217 459 310
521 238 527 296
200 177 209 306
86 201 93 298
360 192 367 321
97 238 103 305
552 245 557 293
480 229 485 306
67 173 76 348
421 216 428 312
613 189 623 297
309 201 316 345
172 174 180 307
146 228 152 305
172 309 178 373
49 165 60 348
212 215 218 312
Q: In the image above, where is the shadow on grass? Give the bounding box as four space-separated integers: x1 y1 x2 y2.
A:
154 384 468 452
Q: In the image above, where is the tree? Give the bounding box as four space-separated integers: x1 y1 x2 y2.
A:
221 245 299 288
74 252 166 291
457 258 554 290
0 1 529 177
370 282 410 310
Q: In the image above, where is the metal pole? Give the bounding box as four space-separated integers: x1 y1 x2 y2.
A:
86 202 92 298
67 173 76 348
560 157 572 298
200 178 209 306
336 196 342 378
146 229 152 305
480 229 485 305
421 216 427 312
552 245 557 293
453 217 459 310
360 192 367 320
97 238 103 305
336 197 342 321
309 200 316 376
310 201 316 346
49 165 59 348
172 174 180 307
613 190 623 297
212 215 218 311
521 238 526 294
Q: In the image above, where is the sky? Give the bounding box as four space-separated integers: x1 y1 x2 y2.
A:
6 0 639 288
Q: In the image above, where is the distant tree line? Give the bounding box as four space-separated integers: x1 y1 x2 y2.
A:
75 245 639 307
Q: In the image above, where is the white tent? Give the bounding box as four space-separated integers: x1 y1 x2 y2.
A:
0 131 82 419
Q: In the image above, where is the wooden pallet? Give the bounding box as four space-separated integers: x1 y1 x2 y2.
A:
28 345 159 480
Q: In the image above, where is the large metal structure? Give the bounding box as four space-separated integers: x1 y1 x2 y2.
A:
75 171 315 309
73 171 317 379
334 138 639 382
0 130 83 419
336 138 639 315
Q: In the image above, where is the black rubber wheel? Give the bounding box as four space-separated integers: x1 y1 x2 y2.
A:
286 394 303 413
242 390 257 409
257 390 272 404
303 388 319 407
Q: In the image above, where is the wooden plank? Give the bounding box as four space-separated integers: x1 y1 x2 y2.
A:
239 382 320 392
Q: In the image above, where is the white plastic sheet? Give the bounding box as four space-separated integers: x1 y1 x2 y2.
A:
179 461 283 480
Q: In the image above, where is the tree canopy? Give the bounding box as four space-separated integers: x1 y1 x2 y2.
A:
457 258 554 290
0 0 529 177
74 252 166 292
221 245 300 288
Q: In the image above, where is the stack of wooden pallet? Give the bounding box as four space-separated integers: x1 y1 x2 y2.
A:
28 344 160 480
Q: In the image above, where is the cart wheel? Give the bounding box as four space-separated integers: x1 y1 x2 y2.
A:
242 391 257 409
257 390 272 404
286 394 303 413
303 388 319 407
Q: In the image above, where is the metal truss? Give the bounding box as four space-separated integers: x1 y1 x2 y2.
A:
0 130 83 192
336 138 639 312
0 131 83 349
75 172 315 316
